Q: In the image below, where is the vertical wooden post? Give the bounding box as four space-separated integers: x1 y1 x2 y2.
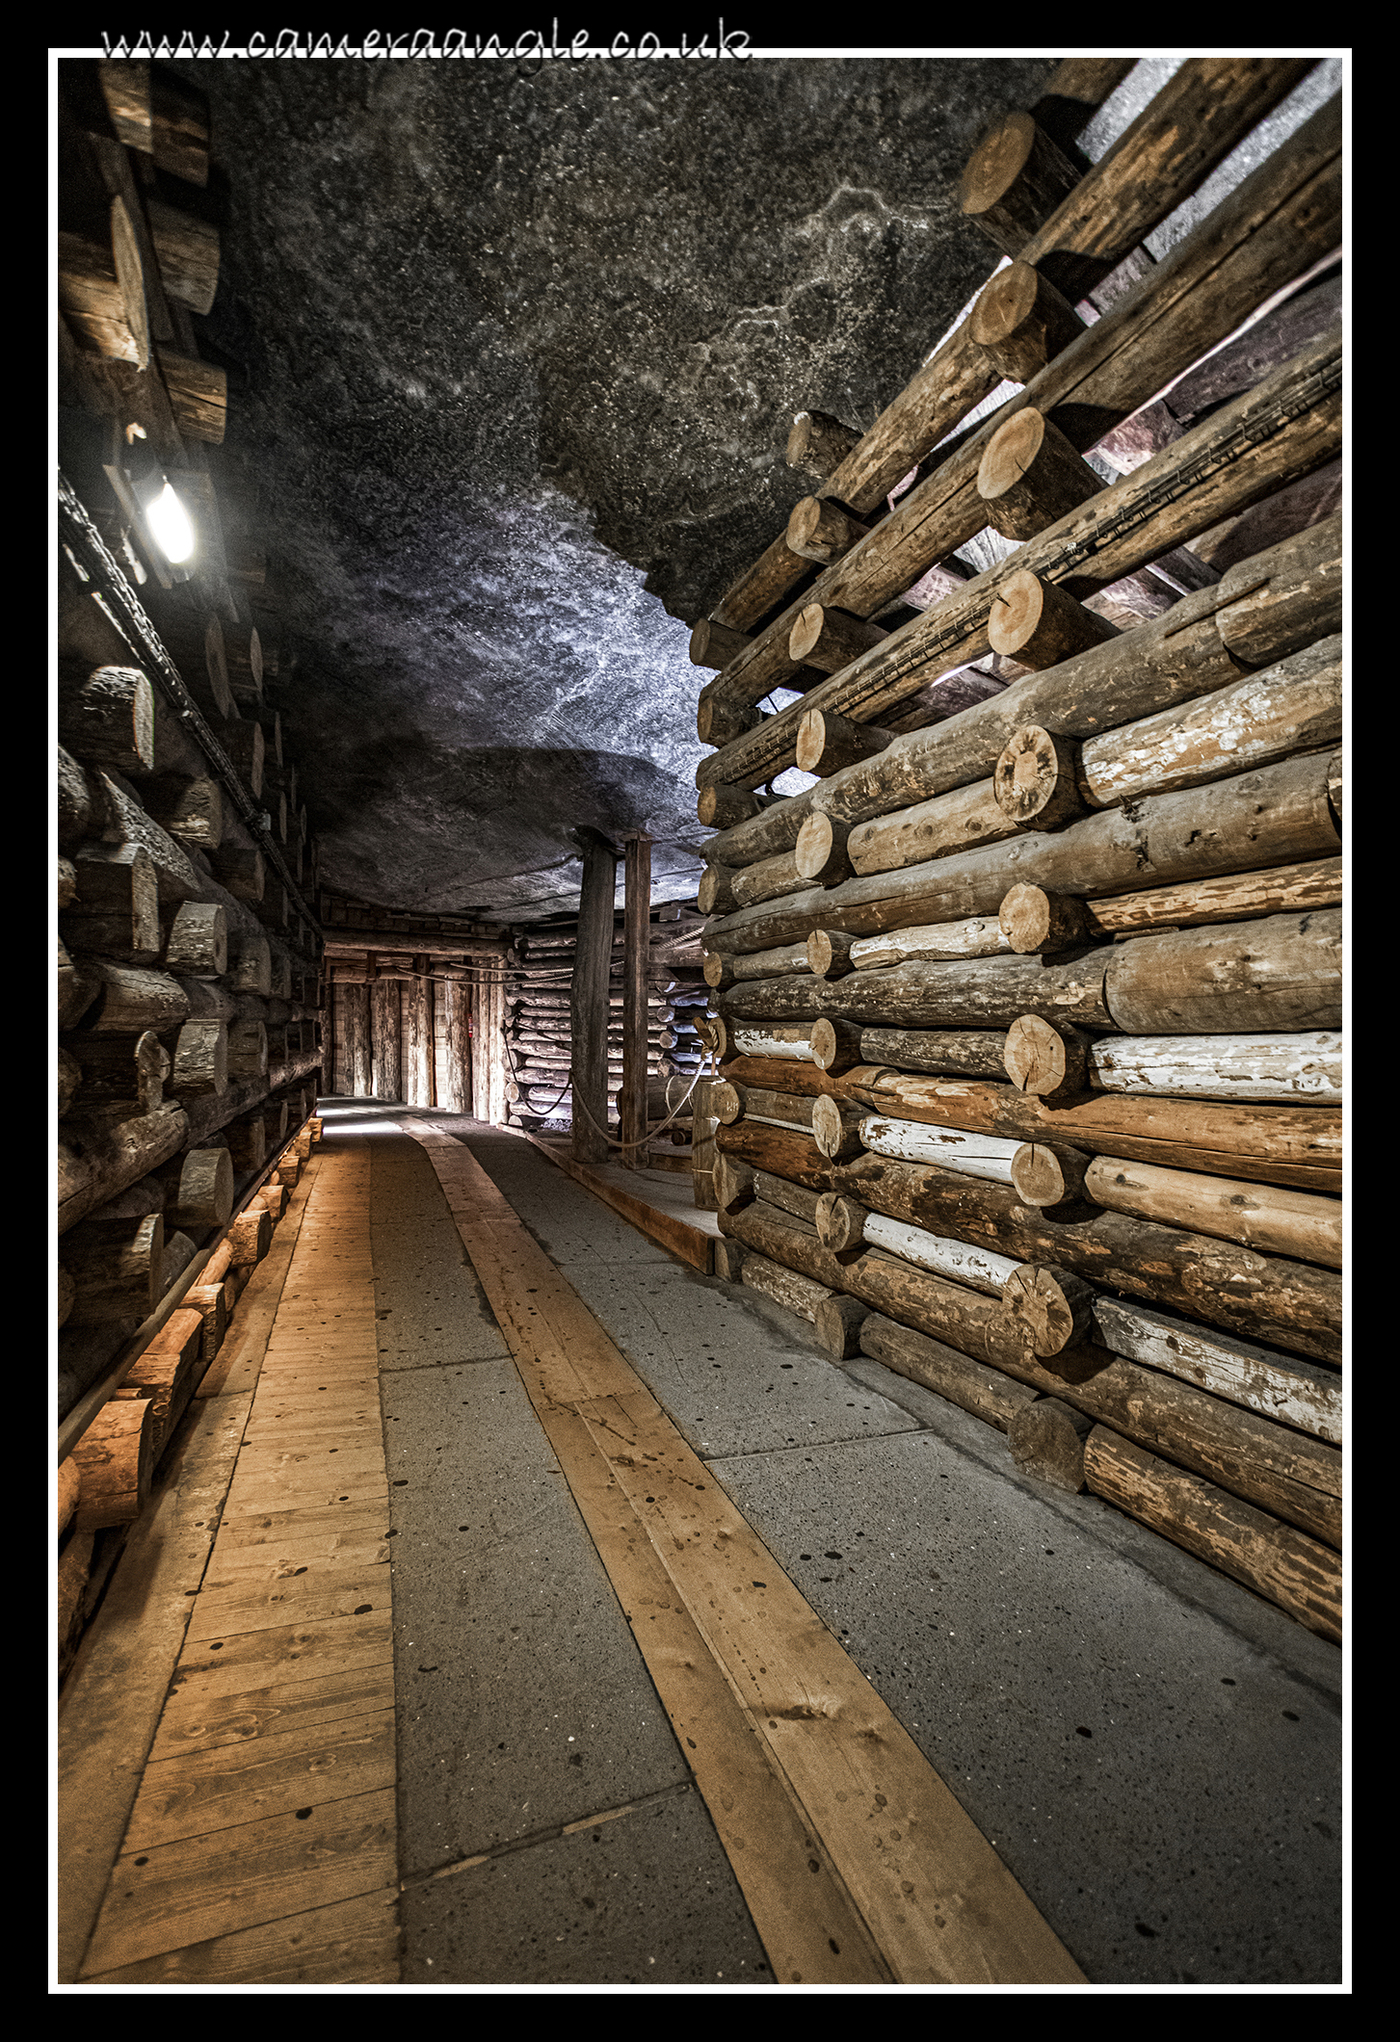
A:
406 955 433 1107
572 829 618 1164
420 960 436 1107
484 964 506 1125
370 974 400 1101
692 1075 719 1211
440 973 471 1113
344 981 372 1099
620 834 651 1170
323 969 337 1095
470 970 489 1121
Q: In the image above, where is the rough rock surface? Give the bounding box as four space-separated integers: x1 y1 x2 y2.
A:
177 56 1068 918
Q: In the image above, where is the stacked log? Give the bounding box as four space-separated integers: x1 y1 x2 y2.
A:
57 62 335 1676
504 909 708 1145
688 74 1343 1640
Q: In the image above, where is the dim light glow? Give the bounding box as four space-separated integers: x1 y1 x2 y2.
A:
146 481 196 564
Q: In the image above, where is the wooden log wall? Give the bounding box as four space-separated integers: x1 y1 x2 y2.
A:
504 905 711 1169
688 62 1343 1642
56 60 335 1675
320 901 511 1115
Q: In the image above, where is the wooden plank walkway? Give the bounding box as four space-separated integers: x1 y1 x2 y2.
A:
402 1116 1085 1987
77 1141 400 1985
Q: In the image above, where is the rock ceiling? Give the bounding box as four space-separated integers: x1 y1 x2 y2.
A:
175 53 1333 921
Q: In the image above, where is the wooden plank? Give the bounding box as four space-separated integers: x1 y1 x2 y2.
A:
220 1469 389 1517
123 1710 396 1851
80 1789 397 1975
170 1612 395 1704
186 1567 392 1640
150 1664 397 1764
402 1116 1083 1985
526 1396 891 1984
81 1886 400 1985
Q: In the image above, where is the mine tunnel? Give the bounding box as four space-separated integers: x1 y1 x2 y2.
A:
55 49 1346 1989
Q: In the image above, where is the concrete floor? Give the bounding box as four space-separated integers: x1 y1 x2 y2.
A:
331 1100 1344 1987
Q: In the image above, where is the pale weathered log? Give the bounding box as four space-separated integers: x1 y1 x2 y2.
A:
741 1250 833 1323
819 1197 1021 1294
848 778 1020 876
1081 1156 1341 1269
1082 1427 1340 1641
1085 857 1343 940
1090 1296 1341 1445
792 813 854 888
1078 636 1342 807
844 1064 1340 1193
1087 1028 1341 1106
859 1114 1021 1183
824 1150 1340 1363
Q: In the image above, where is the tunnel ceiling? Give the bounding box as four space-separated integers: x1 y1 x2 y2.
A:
178 54 1066 920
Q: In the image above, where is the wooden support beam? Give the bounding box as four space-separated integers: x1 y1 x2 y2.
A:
621 836 651 1168
571 832 618 1163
